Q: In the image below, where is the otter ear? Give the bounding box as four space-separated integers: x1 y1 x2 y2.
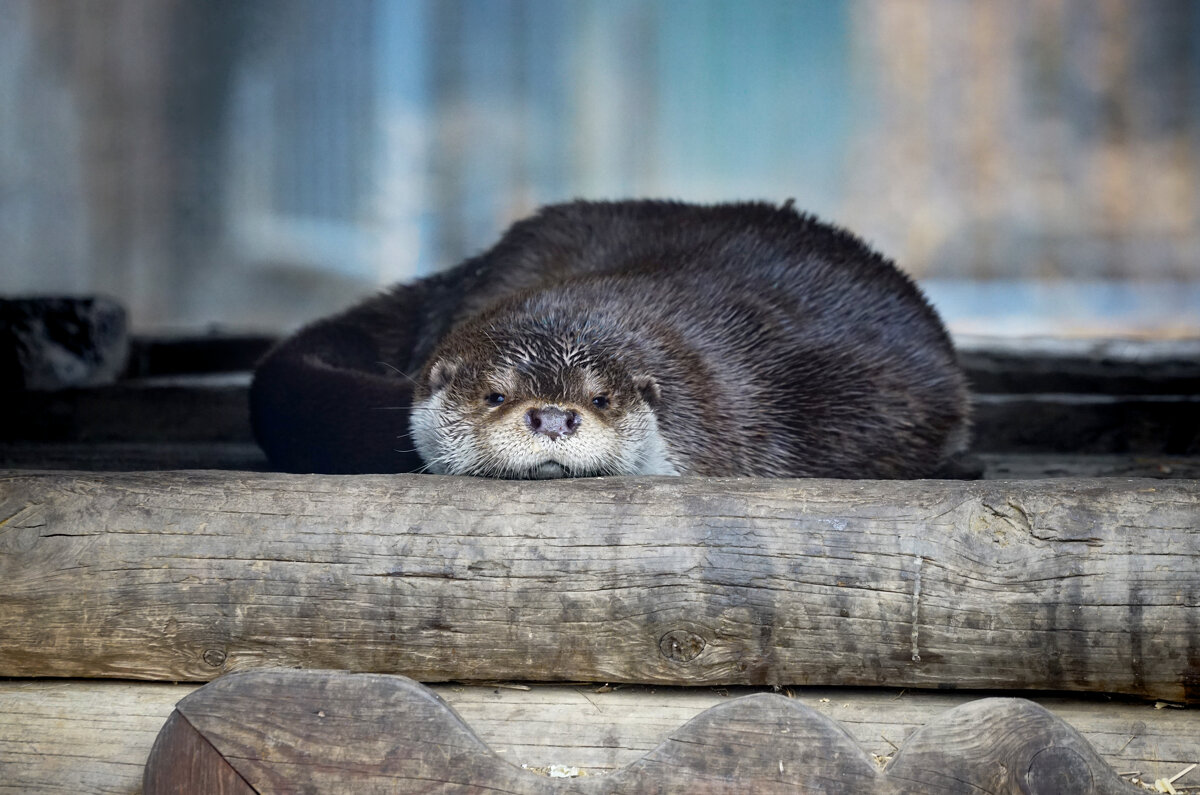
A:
634 375 661 407
428 359 458 392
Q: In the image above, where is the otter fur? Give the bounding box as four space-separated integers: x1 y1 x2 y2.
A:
251 200 970 478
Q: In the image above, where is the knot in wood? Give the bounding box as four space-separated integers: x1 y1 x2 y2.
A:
202 648 228 668
1024 746 1092 794
658 630 705 663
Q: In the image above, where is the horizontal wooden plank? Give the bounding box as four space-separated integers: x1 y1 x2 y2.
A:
956 336 1200 395
439 684 1200 784
0 442 270 472
2 378 252 443
0 680 194 794
1 471 1197 700
6 678 1194 794
971 394 1200 454
975 453 1200 480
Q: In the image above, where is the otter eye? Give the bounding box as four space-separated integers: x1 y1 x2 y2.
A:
591 395 609 410
485 392 505 406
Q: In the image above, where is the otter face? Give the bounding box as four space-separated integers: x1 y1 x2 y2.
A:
410 338 675 479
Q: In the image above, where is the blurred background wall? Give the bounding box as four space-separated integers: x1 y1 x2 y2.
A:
2 0 1198 336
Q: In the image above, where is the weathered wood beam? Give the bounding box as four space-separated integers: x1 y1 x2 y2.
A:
0 680 194 794
1 471 1197 700
2 679 1195 793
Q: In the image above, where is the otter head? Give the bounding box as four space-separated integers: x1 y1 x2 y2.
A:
409 313 675 478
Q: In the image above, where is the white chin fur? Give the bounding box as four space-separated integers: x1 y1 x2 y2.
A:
411 394 680 478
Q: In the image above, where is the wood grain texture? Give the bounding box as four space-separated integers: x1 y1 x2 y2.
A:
885 698 1132 794
611 692 886 793
3 679 1195 794
155 671 557 795
1 471 1198 700
0 680 194 794
437 684 1200 781
141 711 254 795
142 670 1136 794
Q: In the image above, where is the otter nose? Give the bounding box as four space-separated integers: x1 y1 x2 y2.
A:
525 406 580 440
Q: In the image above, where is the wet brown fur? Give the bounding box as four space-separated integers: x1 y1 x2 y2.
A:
251 200 970 477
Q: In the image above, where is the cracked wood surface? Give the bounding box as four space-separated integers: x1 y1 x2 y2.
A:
0 470 1197 700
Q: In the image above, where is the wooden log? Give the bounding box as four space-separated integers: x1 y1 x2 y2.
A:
2 679 1195 793
1 471 1197 700
140 670 1135 794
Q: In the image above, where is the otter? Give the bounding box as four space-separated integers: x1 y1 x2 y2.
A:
251 200 970 478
